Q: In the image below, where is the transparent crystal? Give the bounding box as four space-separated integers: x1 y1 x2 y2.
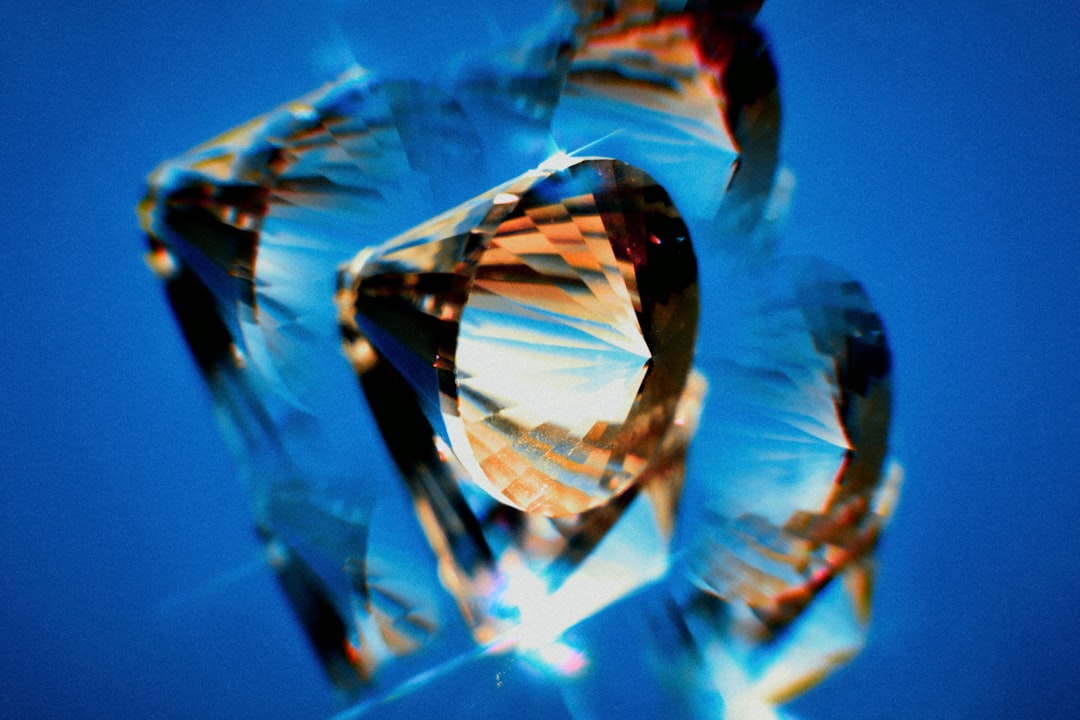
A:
138 1 899 717
338 157 698 517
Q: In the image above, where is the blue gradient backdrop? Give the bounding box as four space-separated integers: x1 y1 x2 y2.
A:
1 2 1077 718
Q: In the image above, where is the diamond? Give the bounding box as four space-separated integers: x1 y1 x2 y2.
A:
138 1 900 717
337 157 698 518
671 257 900 706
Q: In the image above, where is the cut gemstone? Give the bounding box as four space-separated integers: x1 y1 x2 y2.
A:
667 256 900 708
138 1 900 717
337 157 698 517
550 1 780 250
138 73 494 688
553 11 743 225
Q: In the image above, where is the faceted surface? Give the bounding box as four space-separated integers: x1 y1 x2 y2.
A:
138 1 899 718
338 158 698 517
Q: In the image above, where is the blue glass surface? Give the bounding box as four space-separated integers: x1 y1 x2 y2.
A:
1 1 1078 718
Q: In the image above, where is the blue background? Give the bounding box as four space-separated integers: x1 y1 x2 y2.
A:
1 1 1077 718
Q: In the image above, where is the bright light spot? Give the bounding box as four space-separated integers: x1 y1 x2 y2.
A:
526 639 589 678
538 150 579 172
